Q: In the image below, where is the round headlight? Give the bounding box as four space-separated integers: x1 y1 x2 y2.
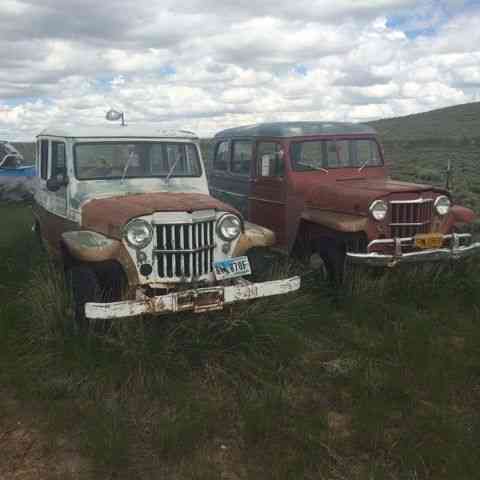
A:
369 199 388 221
434 195 451 216
124 219 153 249
217 213 241 241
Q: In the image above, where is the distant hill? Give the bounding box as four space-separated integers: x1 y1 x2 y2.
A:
369 102 480 143
367 102 480 218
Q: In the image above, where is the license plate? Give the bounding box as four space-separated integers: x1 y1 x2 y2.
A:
213 256 252 280
415 233 444 249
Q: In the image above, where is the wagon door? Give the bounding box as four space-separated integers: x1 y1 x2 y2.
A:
47 141 68 218
208 139 252 218
249 140 288 248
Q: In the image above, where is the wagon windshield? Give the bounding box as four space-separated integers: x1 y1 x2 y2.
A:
291 139 382 171
74 142 202 180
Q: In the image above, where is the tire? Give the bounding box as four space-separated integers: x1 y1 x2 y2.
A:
66 264 100 333
317 240 346 285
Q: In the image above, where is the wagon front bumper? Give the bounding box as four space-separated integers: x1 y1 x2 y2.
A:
347 233 480 267
85 276 301 320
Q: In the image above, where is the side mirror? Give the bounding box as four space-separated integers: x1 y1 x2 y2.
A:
46 175 68 192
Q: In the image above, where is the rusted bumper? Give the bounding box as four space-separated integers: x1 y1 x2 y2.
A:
347 233 480 267
85 276 301 320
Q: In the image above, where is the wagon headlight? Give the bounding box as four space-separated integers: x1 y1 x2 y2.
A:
434 195 451 216
369 199 388 221
217 213 241 241
124 219 153 249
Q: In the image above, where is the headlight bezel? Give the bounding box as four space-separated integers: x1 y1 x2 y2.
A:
123 218 154 249
216 213 242 241
369 199 388 222
434 195 451 216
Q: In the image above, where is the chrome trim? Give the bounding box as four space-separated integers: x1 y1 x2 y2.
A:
347 233 480 267
211 188 247 199
369 199 388 221
434 195 451 216
367 233 471 249
390 222 430 227
154 244 216 254
390 198 433 204
85 276 302 319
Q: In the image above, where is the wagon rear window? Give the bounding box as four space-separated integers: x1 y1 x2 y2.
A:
291 139 382 170
74 142 201 180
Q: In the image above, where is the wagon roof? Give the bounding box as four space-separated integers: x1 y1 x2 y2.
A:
37 124 198 140
214 121 377 139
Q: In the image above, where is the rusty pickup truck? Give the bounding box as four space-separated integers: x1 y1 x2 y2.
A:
32 122 300 326
208 122 480 279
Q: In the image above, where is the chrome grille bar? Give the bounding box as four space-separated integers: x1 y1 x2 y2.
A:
155 220 216 280
390 198 433 238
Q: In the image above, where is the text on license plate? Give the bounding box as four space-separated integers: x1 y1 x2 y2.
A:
213 256 252 280
415 233 444 249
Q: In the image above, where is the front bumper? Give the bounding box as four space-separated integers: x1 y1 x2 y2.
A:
85 276 301 320
347 233 480 267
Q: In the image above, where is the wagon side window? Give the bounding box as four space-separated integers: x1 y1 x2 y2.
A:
214 141 229 171
40 139 49 179
256 142 284 177
51 142 66 178
231 141 252 176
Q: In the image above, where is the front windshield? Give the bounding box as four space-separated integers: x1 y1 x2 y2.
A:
291 139 382 171
74 142 202 180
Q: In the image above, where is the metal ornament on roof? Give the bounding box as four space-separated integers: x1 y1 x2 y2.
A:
105 109 126 126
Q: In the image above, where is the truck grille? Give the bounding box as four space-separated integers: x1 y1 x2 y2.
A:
389 199 433 238
155 221 215 279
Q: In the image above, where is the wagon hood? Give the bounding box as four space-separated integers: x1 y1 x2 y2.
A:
305 178 448 215
81 192 240 239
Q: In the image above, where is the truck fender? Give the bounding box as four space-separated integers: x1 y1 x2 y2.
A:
451 205 475 226
233 221 276 256
61 230 121 263
301 208 368 233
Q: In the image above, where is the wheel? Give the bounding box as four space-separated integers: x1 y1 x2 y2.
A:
317 239 346 284
247 247 279 281
65 264 100 333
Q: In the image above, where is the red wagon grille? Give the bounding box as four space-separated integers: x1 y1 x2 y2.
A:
389 199 433 238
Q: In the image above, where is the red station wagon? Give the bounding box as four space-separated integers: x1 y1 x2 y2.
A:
208 122 480 279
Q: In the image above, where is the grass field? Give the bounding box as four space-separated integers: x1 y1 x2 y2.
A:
1 203 480 479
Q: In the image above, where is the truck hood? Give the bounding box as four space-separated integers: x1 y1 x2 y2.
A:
81 192 240 239
306 178 448 215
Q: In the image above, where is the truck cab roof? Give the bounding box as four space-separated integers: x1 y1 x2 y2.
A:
37 124 198 140
214 121 377 139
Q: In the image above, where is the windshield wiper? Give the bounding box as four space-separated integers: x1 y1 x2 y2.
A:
165 153 181 184
358 158 370 172
121 153 133 183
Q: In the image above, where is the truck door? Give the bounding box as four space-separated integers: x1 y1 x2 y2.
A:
249 140 288 248
209 139 252 218
47 141 68 218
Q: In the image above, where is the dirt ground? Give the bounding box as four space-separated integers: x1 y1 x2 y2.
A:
0 392 90 480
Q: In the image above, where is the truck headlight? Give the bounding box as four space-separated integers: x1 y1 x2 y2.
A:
217 213 241 241
369 199 388 221
434 195 451 216
124 219 153 249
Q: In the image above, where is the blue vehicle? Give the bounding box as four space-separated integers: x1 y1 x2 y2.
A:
0 141 35 177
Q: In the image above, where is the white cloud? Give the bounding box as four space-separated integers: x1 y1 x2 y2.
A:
0 0 479 139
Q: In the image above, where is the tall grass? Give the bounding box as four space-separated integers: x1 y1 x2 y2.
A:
2 204 480 479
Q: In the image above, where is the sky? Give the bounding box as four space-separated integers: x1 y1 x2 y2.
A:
0 0 479 140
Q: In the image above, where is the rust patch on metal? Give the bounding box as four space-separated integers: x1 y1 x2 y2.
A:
301 208 368 233
233 222 276 256
62 231 121 262
82 192 240 239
